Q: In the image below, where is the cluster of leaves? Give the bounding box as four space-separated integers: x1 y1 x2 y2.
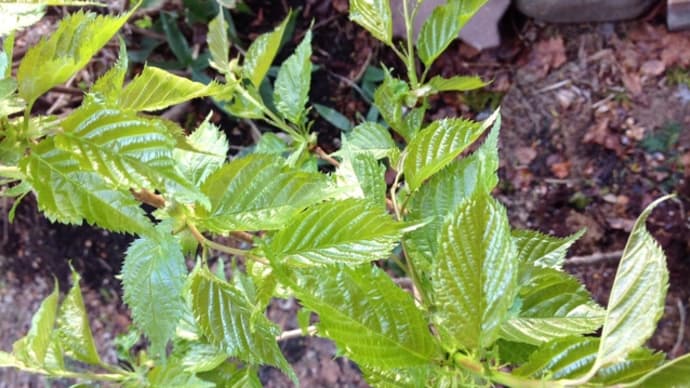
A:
1 0 689 386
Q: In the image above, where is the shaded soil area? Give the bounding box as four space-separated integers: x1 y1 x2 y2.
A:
2 1 690 386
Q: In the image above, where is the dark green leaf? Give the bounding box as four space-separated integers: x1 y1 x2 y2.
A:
160 12 193 66
417 2 463 67
373 72 411 141
627 353 690 388
314 103 352 131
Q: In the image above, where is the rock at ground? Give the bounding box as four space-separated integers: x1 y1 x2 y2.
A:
516 0 658 23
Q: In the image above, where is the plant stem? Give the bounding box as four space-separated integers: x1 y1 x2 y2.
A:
276 325 317 341
0 165 20 179
187 223 268 265
452 352 561 388
402 0 419 88
312 146 340 167
236 86 303 140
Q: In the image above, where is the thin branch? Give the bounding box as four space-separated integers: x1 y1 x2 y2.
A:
565 250 624 266
672 298 687 357
187 223 268 265
312 146 340 168
277 325 317 341
130 188 166 208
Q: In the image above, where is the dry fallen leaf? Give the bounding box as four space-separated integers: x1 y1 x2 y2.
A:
515 146 537 165
640 60 665 76
550 161 571 179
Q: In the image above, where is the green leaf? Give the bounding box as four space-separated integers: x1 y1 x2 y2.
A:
17 10 129 106
361 365 436 388
197 154 330 232
122 224 187 357
12 280 59 367
173 117 228 186
54 99 208 207
334 144 387 208
428 75 485 93
91 38 128 104
180 343 227 373
189 268 295 381
243 14 289 87
283 264 440 368
147 359 214 388
627 353 690 387
254 132 288 155
160 12 193 66
0 3 45 38
274 30 312 124
314 103 352 131
515 336 663 384
592 196 670 372
432 194 517 350
417 2 463 67
120 66 221 112
403 111 497 191
499 267 604 346
267 199 405 266
348 0 392 45
513 229 584 269
340 121 398 160
21 138 154 236
207 10 230 73
373 72 411 141
405 118 500 272
56 269 100 365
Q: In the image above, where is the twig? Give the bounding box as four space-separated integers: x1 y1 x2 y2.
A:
277 325 317 341
535 80 571 94
187 223 268 265
130 188 166 208
565 250 623 266
312 146 340 168
672 298 687 357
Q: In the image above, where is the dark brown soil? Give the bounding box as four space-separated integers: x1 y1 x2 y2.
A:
2 1 690 386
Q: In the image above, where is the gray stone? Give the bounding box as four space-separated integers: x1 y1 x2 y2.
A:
668 0 690 31
515 0 658 23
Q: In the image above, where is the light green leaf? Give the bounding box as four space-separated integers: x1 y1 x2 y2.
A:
274 30 312 124
428 75 485 93
432 194 517 350
373 72 411 141
0 78 24 116
334 144 387 208
147 359 214 388
254 132 288 155
593 196 670 372
417 2 463 67
189 268 295 382
627 353 690 388
405 117 500 272
361 365 436 388
340 121 398 160
12 280 59 367
197 154 330 233
173 117 228 186
122 224 187 357
243 14 289 87
56 270 100 365
21 138 154 236
403 112 496 191
515 336 663 384
283 264 440 368
207 10 230 73
120 66 221 112
513 229 584 269
17 10 129 106
54 99 208 207
348 0 392 45
181 343 227 373
0 3 44 38
91 38 128 104
267 199 405 266
499 267 604 346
